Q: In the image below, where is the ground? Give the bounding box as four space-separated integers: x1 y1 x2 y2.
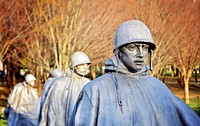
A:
164 77 200 100
0 77 200 105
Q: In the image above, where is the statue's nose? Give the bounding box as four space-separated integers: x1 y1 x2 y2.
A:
136 46 144 58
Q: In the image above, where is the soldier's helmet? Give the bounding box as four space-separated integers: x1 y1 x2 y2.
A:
70 52 91 68
50 68 64 78
114 20 156 51
25 74 36 83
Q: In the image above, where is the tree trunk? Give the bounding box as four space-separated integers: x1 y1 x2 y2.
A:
178 71 184 86
184 76 190 104
90 65 96 80
194 68 198 83
162 67 166 83
6 58 14 90
175 68 178 77
12 69 16 85
171 65 174 78
177 70 180 84
2 63 6 86
35 66 43 96
38 66 44 96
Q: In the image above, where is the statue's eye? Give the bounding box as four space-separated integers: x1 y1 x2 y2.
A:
143 45 149 51
126 44 137 51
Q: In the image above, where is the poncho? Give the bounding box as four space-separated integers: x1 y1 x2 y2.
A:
71 57 200 126
7 82 40 126
38 68 64 126
47 68 90 126
37 77 57 126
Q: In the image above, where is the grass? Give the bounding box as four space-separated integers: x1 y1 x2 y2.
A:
0 106 7 126
189 97 200 117
0 115 7 126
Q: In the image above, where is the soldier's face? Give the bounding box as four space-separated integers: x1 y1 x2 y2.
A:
28 81 35 87
74 64 90 76
119 43 149 73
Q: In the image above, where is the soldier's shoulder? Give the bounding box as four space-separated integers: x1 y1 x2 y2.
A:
83 73 113 89
14 82 24 88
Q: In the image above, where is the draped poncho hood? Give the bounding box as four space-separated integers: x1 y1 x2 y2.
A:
104 56 149 76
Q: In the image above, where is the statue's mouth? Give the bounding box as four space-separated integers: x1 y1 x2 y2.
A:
134 61 144 65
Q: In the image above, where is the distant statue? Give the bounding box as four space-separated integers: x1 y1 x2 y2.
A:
71 20 200 125
37 68 64 126
47 51 91 126
6 74 40 126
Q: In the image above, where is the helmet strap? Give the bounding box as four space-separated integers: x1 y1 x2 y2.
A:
149 50 153 71
116 49 122 57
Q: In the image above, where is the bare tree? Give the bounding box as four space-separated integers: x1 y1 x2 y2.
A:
0 0 36 88
5 0 132 93
171 0 200 104
24 1 130 69
0 0 21 62
129 0 200 103
129 0 178 77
